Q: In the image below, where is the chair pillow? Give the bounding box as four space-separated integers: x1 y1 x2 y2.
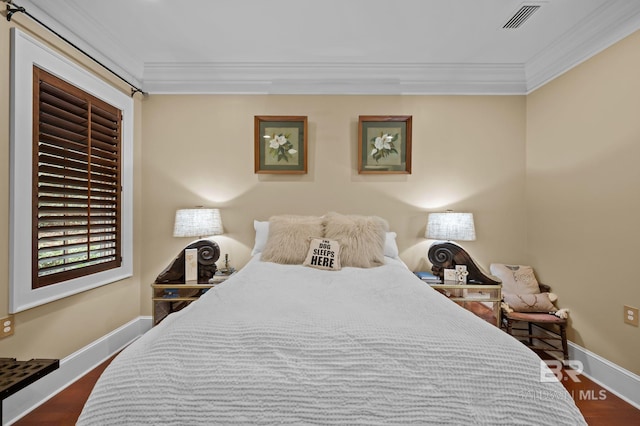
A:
503 293 557 313
490 264 540 295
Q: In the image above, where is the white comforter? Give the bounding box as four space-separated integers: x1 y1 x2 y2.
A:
78 257 585 425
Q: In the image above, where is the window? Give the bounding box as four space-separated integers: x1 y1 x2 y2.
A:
33 67 122 289
10 28 133 313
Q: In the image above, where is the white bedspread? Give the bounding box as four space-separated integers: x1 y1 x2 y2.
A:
78 256 585 425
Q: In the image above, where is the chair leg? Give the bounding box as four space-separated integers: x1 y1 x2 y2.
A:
560 324 568 360
506 318 513 335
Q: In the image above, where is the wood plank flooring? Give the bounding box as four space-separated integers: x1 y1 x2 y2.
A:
12 352 640 425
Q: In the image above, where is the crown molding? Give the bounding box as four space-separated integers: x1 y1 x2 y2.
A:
142 62 527 95
525 0 640 93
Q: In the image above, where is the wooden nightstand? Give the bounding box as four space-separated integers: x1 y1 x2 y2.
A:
428 283 502 326
151 273 234 325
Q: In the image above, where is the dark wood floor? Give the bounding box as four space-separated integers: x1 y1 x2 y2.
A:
13 351 640 425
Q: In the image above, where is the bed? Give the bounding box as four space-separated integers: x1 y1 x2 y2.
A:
78 214 585 425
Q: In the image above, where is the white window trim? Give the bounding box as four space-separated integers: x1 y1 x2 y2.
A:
9 28 134 313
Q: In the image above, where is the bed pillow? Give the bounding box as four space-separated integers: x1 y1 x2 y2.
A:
253 222 399 258
303 238 341 271
384 231 399 258
503 293 557 313
323 212 388 268
251 220 269 255
490 264 540 295
261 215 324 264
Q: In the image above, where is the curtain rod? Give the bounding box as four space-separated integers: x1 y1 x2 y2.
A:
5 1 146 97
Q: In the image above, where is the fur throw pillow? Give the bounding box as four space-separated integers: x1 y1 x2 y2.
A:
261 215 324 264
323 212 388 268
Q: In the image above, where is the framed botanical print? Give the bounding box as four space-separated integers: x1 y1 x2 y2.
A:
358 115 412 174
254 116 308 174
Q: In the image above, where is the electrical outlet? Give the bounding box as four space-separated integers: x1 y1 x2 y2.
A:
1 315 15 338
624 305 639 327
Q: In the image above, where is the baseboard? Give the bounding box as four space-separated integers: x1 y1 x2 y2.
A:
568 341 640 409
3 316 152 425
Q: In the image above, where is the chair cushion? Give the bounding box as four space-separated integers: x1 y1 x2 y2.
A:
505 311 566 324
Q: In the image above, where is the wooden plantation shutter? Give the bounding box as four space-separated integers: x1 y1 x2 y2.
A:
33 66 122 289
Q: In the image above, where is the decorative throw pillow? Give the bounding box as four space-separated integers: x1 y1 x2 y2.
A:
261 215 324 264
323 212 388 268
489 264 540 295
503 293 557 313
303 238 341 271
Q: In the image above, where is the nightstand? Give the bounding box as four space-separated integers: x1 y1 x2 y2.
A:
428 283 502 326
151 273 234 325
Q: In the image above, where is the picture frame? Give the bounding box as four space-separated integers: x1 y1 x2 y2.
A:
254 115 308 174
358 115 412 174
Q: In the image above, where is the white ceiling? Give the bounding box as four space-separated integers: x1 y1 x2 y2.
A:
16 0 640 94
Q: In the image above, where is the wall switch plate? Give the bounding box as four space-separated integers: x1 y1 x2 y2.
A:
624 305 639 327
1 315 15 338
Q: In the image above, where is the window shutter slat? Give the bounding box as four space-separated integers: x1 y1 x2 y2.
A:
39 90 87 117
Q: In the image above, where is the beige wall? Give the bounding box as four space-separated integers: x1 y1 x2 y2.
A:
140 94 528 312
0 15 143 359
526 30 640 373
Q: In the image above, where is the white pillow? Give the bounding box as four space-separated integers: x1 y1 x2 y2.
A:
252 221 400 258
384 231 399 258
251 220 269 255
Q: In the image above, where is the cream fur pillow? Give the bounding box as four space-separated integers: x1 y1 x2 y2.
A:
261 215 324 264
323 212 388 268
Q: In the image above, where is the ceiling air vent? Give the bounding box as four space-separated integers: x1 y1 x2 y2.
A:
503 4 541 29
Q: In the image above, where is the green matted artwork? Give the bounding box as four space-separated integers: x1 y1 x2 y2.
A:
358 115 412 174
254 115 308 174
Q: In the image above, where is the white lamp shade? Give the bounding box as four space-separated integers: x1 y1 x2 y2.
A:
173 208 223 238
426 212 476 241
